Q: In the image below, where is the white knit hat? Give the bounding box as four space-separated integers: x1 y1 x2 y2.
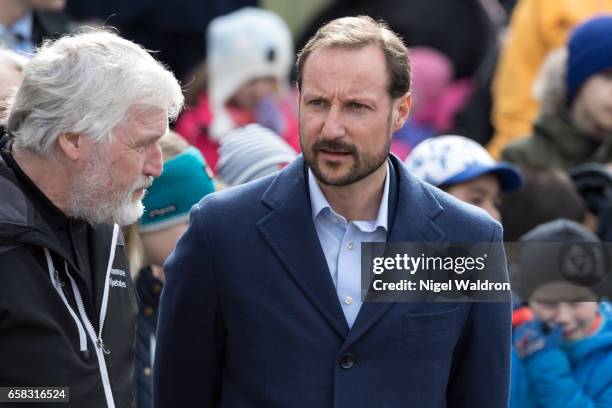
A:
216 124 297 186
207 7 293 140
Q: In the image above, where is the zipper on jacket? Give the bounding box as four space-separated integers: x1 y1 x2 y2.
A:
43 223 120 408
45 249 88 356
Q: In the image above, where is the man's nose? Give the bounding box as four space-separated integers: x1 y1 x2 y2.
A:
144 142 164 178
320 105 346 139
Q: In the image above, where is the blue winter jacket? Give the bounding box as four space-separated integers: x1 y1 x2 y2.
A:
510 302 612 407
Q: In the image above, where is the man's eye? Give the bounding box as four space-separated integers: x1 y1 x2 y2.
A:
349 102 368 110
135 143 151 153
308 99 323 106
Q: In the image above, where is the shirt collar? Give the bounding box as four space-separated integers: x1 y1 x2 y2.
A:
308 160 390 231
0 13 33 41
13 13 33 41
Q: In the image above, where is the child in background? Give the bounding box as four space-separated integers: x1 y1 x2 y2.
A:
175 7 299 172
216 124 297 186
511 219 612 407
500 166 593 241
126 131 216 408
488 0 612 159
502 15 612 170
405 135 523 221
391 47 474 160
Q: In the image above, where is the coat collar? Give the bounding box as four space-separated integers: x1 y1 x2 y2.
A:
257 155 445 340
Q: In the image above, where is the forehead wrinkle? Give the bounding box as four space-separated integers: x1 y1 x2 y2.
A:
302 86 378 105
114 112 168 147
301 45 389 101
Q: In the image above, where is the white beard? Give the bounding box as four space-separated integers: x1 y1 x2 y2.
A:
104 191 147 226
67 151 152 226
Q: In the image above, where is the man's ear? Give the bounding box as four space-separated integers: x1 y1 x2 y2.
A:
392 92 411 133
57 132 83 161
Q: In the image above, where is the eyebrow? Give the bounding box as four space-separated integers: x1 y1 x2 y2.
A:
302 93 378 105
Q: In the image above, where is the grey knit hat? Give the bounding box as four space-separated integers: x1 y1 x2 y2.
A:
514 219 610 300
216 124 297 186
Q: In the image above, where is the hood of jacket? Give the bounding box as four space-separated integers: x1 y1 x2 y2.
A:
0 135 72 258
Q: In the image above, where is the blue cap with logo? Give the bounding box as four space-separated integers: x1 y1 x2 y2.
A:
405 135 523 191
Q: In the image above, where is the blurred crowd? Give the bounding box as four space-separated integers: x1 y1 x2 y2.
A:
1 0 612 407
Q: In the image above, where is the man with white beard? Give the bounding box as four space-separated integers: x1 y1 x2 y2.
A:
0 29 183 408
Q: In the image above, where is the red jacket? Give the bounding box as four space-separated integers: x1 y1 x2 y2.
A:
174 93 300 172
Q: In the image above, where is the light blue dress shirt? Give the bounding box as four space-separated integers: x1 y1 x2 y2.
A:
308 162 389 328
0 13 34 54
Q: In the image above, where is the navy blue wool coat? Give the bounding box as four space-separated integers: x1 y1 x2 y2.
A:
154 155 511 407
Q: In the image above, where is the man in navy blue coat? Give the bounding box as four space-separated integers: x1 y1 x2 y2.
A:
154 15 511 408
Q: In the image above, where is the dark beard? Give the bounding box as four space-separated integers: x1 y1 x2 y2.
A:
301 114 393 186
306 138 389 186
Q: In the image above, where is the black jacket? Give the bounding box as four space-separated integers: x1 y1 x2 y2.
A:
0 136 138 408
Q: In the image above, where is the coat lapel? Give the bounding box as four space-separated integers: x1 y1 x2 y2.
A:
345 155 446 345
257 157 350 339
257 155 447 343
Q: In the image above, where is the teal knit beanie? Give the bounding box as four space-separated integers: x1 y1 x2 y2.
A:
140 147 215 232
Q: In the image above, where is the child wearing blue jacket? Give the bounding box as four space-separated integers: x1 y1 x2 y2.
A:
511 219 612 407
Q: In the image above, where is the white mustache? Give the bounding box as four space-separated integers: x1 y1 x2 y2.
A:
133 176 154 192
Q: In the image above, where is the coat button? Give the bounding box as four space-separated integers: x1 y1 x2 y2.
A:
339 354 355 369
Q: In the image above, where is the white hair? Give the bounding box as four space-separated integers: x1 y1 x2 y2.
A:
67 147 153 226
3 29 184 155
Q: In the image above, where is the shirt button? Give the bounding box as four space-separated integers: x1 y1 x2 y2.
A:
339 354 356 370
347 242 354 251
344 296 353 305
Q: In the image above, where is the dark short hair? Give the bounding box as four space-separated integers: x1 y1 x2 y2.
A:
296 16 411 99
